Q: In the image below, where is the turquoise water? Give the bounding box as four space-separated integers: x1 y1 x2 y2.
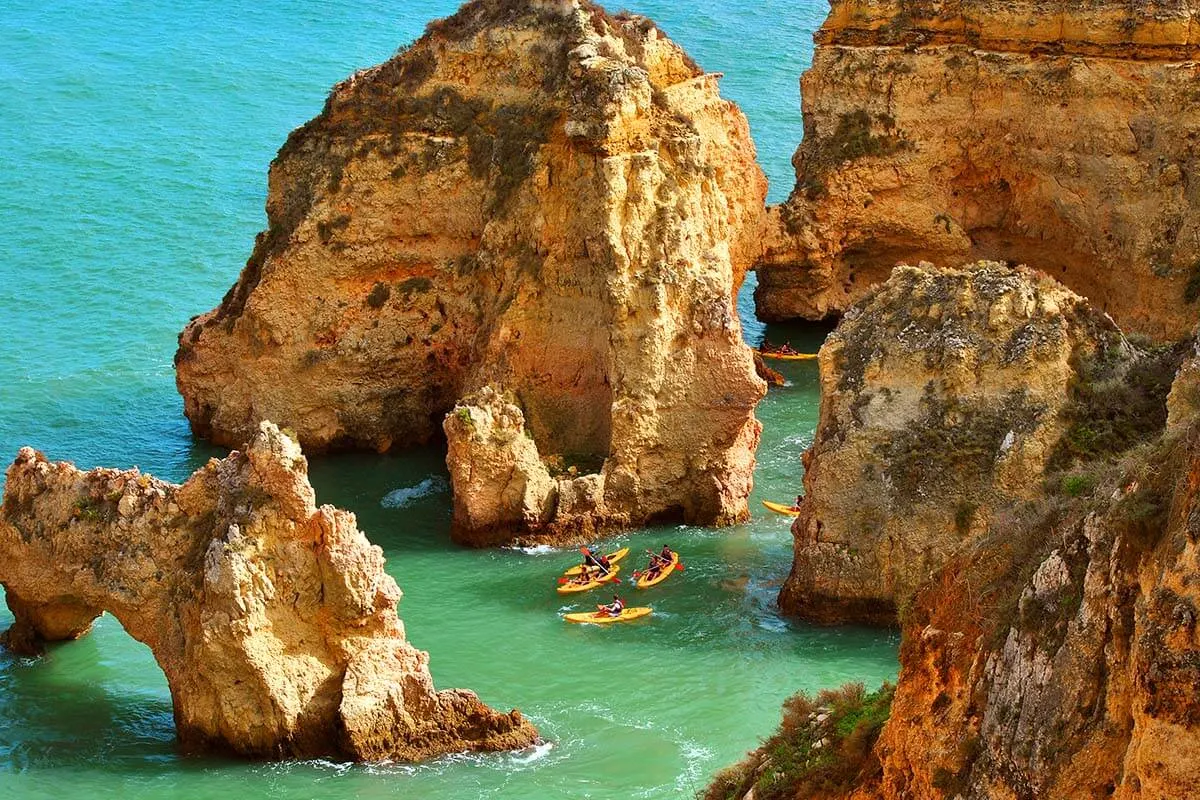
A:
0 2 896 798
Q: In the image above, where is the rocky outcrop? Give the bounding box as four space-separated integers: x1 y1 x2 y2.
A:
714 275 1199 800
780 262 1184 623
757 0 1200 341
864 418 1200 799
0 422 537 761
713 422 1200 800
174 0 767 542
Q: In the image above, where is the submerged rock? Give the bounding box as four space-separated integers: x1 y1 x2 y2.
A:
174 0 767 542
756 0 1200 340
780 262 1184 623
0 422 537 761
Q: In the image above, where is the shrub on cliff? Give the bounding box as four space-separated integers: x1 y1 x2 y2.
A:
702 682 894 800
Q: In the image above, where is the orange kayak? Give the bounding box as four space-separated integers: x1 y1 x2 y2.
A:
557 565 621 594
635 551 679 589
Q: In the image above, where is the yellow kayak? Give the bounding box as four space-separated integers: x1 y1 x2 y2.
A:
762 500 801 517
636 551 679 589
556 565 621 594
754 349 818 361
563 547 630 577
564 607 653 624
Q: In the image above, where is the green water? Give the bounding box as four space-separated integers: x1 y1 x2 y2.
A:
0 1 897 796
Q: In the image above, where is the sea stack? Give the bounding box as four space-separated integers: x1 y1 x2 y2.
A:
0 423 538 761
175 0 768 544
779 262 1185 623
756 0 1200 340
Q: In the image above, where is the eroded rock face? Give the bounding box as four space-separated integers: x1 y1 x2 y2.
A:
757 0 1200 340
868 424 1200 800
0 423 537 761
174 0 767 542
778 262 1185 623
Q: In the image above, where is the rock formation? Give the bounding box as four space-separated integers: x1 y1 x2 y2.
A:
715 274 1199 800
864 409 1200 799
756 0 1200 341
0 422 537 761
780 262 1184 623
174 0 767 542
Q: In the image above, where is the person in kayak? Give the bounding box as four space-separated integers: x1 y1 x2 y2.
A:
596 553 613 576
598 595 624 617
581 547 601 569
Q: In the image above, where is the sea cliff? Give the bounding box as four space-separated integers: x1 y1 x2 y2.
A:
756 0 1200 341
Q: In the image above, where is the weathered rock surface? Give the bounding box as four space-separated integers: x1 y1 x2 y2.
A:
780 262 1184 623
865 421 1200 799
174 0 767 542
0 422 537 761
757 0 1200 340
714 282 1199 800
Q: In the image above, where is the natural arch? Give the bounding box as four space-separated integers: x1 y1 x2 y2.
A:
0 422 536 761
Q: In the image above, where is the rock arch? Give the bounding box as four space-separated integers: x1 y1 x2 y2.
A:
0 422 536 761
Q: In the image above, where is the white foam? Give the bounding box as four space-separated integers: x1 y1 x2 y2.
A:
380 476 448 508
508 739 555 765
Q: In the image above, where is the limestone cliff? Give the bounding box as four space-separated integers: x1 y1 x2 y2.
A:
864 417 1200 799
712 424 1200 800
780 262 1184 623
0 423 537 761
175 0 767 542
713 274 1199 800
757 0 1200 340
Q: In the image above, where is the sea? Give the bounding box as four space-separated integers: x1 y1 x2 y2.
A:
0 2 898 797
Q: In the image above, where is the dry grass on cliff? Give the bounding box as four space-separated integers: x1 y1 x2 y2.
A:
702 683 894 800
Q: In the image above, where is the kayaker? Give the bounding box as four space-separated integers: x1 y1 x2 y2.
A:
582 547 601 569
793 494 803 511
658 544 673 563
596 553 612 576
598 595 624 617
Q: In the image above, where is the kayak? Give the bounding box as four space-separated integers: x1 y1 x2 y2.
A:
762 500 802 517
563 547 630 577
564 607 653 624
754 349 818 361
556 565 621 594
635 551 679 589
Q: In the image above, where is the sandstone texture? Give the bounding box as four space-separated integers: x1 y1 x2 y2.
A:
756 0 1200 340
865 416 1200 799
175 0 767 542
780 262 1184 623
0 422 537 761
715 273 1198 800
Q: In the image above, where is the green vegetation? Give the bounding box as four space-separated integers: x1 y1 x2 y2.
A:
1185 261 1200 304
366 281 391 309
317 214 351 246
399 276 433 295
1059 472 1097 498
1049 343 1186 469
703 683 894 800
73 496 112 523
